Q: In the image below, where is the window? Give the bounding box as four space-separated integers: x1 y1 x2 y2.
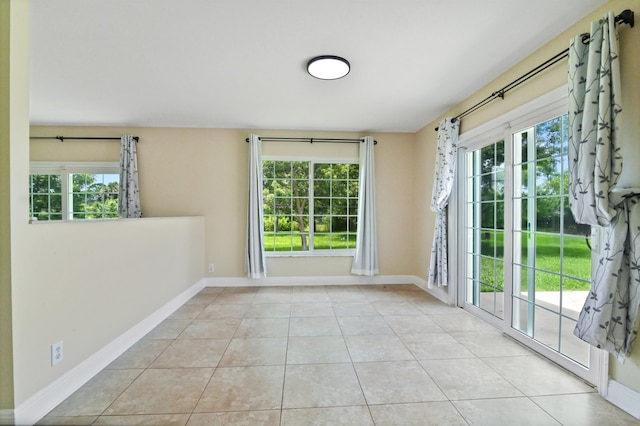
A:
262 159 359 254
29 162 120 221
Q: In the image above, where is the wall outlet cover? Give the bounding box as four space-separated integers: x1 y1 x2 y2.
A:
51 341 63 366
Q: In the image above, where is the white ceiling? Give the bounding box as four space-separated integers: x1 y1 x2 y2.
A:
29 0 606 133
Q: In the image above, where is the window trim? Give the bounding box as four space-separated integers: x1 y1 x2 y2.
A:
261 156 359 257
29 161 120 222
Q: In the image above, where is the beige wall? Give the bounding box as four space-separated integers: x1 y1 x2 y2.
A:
30 127 417 278
12 217 205 405
0 0 20 413
2 0 30 414
413 127 437 280
0 0 12 412
415 0 640 393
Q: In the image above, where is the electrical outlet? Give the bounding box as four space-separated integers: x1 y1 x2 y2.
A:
51 341 63 366
208 263 215 272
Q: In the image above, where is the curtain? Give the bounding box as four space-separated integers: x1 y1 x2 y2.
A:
351 136 378 276
568 12 639 361
246 134 267 278
428 118 459 287
118 134 142 218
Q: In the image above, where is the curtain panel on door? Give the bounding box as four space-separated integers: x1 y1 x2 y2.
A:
568 12 639 361
428 118 459 287
119 134 142 218
246 134 267 278
351 136 379 276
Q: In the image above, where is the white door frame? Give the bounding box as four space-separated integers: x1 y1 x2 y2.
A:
449 86 608 390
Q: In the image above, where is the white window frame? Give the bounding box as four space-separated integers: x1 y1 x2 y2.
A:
262 155 359 257
29 161 120 222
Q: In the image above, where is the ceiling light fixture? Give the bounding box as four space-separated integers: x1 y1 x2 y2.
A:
307 55 350 80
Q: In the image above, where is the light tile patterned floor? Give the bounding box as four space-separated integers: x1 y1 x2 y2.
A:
39 285 640 425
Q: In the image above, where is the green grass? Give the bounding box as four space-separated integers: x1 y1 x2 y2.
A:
266 229 591 292
477 230 591 292
264 232 356 251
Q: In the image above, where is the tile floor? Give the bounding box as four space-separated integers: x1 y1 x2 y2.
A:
39 285 640 425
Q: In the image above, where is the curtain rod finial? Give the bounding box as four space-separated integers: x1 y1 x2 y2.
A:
617 9 634 27
435 117 458 132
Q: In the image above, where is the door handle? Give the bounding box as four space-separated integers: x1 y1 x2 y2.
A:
585 231 592 251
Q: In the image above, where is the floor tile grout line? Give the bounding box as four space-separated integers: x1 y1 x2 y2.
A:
336 302 377 425
95 316 183 420
379 309 424 362
376 294 497 412
85 335 198 421
279 302 293 425
183 296 236 422
88 372 143 425
526 395 566 426
186 286 259 420
473 354 532 394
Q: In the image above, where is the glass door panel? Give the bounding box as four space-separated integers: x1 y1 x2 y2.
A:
464 140 505 319
511 114 592 368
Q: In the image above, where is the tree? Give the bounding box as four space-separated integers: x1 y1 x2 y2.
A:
478 141 506 230
71 174 119 219
263 161 309 249
530 116 569 233
313 163 357 234
291 162 309 250
29 174 62 220
474 117 567 232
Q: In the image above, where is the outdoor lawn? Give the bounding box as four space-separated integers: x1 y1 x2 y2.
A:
264 232 356 251
478 230 591 292
264 229 591 292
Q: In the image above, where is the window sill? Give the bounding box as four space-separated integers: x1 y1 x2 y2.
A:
28 218 121 224
265 250 355 258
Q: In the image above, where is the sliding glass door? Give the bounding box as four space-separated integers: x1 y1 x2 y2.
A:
459 111 601 383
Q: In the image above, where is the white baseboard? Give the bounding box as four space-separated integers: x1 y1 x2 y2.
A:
0 410 14 426
206 275 453 305
410 276 450 305
206 274 418 287
15 279 205 426
606 380 640 419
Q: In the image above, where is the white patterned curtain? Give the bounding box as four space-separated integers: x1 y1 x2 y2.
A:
118 134 142 218
351 136 378 276
246 134 267 278
568 12 638 361
428 118 459 287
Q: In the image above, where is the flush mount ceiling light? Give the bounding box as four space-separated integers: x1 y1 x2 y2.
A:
307 55 350 80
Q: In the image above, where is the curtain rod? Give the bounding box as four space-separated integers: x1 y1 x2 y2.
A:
435 8 634 132
245 137 377 145
30 136 139 142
